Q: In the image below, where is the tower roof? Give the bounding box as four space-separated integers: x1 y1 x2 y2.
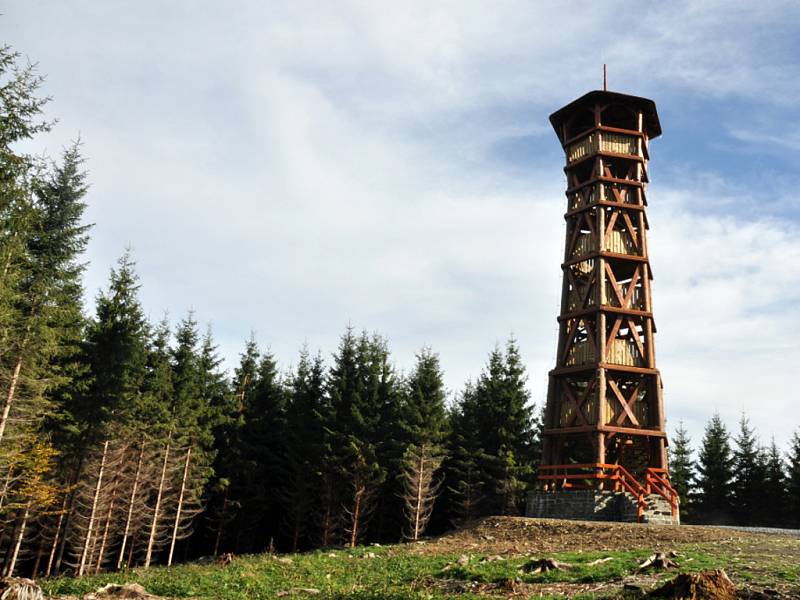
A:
549 90 661 143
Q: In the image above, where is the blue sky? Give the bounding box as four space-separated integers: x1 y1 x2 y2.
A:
5 1 800 450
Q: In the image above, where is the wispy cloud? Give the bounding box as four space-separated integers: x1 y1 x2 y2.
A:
5 1 800 447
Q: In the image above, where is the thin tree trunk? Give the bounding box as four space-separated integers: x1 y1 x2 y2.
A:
144 442 170 568
94 480 118 574
45 493 68 577
0 354 23 445
126 532 136 568
53 457 84 576
0 466 14 515
213 492 227 557
1 516 19 574
291 521 300 553
6 504 29 577
349 487 363 548
167 447 191 567
32 535 46 577
79 440 108 577
413 453 425 540
117 442 144 570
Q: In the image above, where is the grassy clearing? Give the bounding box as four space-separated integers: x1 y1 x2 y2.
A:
37 544 747 599
39 523 800 599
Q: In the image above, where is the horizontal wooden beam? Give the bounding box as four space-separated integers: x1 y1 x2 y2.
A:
562 124 646 148
542 425 666 438
564 199 645 218
562 251 648 268
550 363 661 377
566 176 643 195
564 149 644 172
557 307 654 322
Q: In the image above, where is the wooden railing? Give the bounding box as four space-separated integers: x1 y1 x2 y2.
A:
567 133 640 164
538 463 679 521
645 467 680 517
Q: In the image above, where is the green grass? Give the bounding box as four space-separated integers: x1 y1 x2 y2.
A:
39 541 800 599
43 546 469 600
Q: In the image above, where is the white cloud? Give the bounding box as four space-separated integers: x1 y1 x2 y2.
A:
4 1 800 450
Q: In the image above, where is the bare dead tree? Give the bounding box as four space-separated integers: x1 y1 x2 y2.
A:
144 441 170 568
43 490 69 576
116 441 145 569
5 502 29 576
167 446 191 566
77 440 108 576
400 443 444 541
66 440 128 576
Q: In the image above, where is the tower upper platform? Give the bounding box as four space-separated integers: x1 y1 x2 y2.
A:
549 90 661 145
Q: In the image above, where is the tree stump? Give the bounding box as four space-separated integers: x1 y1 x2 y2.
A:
649 569 737 600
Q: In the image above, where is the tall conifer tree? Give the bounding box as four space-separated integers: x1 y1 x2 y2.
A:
444 384 486 525
472 338 534 515
398 348 447 540
787 431 800 528
669 422 695 520
695 413 734 524
281 348 326 550
731 415 765 525
760 438 787 527
239 349 287 551
211 336 258 553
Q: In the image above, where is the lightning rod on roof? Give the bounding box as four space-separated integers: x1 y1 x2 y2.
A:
603 64 608 91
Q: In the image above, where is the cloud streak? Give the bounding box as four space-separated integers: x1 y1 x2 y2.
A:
5 1 800 449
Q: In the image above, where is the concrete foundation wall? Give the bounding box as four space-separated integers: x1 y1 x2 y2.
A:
526 490 679 525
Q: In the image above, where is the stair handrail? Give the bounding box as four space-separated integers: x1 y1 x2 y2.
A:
645 467 679 517
607 463 647 521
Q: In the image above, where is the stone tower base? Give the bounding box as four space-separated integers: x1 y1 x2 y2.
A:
526 490 679 525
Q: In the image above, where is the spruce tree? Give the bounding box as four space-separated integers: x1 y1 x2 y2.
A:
168 314 217 556
51 254 149 575
29 144 92 446
0 143 91 575
472 338 534 515
760 438 787 527
325 328 390 547
787 431 800 528
669 422 694 521
209 335 258 554
398 348 447 540
81 253 150 439
239 349 287 551
731 414 765 525
444 383 486 525
695 413 734 524
139 317 174 436
281 348 326 550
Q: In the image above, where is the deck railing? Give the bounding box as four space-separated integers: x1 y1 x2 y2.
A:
538 463 679 521
567 132 639 164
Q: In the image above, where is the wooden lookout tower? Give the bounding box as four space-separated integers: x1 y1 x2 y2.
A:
526 89 680 524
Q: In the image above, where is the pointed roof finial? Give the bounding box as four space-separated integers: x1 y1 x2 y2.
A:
603 64 608 91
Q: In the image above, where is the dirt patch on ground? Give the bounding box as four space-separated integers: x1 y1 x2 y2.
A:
423 572 665 599
411 516 775 556
411 517 800 597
